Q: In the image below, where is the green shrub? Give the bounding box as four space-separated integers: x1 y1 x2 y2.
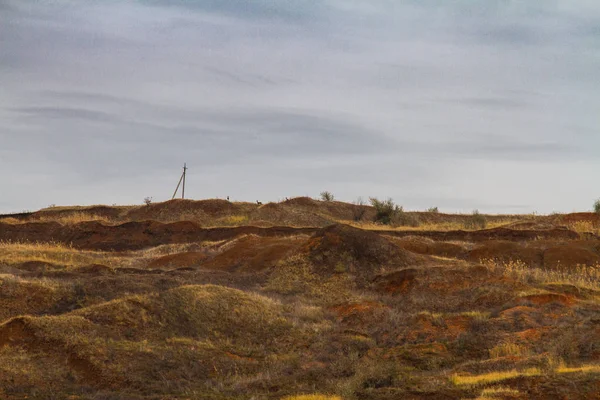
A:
369 197 400 225
464 210 487 230
594 199 600 214
320 191 334 202
427 207 439 213
368 198 419 226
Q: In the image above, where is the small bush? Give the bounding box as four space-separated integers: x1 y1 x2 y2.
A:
320 191 334 202
369 197 400 225
144 197 153 206
464 210 487 230
368 198 420 226
352 197 367 221
427 207 439 213
594 199 600 214
391 209 420 227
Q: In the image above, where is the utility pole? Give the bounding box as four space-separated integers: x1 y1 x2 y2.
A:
182 163 187 199
171 163 188 200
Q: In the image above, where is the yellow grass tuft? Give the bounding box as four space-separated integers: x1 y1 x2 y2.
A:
450 368 541 387
0 240 213 269
567 221 599 236
218 214 250 225
282 395 342 400
489 343 530 359
481 259 600 291
2 212 112 225
344 218 518 232
556 364 600 374
475 386 521 399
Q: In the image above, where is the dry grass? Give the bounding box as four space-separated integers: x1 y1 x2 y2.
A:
264 254 353 305
452 363 600 389
215 214 250 226
482 259 600 291
475 386 521 399
489 343 530 359
1 212 113 225
450 368 541 386
567 221 599 236
282 395 342 400
0 240 216 269
556 364 600 374
344 218 519 232
0 240 111 267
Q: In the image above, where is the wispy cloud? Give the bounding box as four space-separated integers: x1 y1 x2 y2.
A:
1 0 599 213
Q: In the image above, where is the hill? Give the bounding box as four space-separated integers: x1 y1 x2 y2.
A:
0 198 599 399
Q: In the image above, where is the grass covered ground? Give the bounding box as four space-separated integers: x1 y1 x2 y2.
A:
0 200 599 399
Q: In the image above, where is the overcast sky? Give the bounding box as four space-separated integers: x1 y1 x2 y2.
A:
1 1 599 214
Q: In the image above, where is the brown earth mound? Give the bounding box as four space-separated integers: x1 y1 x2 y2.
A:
554 212 600 227
250 202 333 227
125 199 257 223
393 236 466 258
0 277 70 321
147 251 210 269
372 268 419 294
74 284 293 343
74 264 115 275
305 224 416 278
543 245 600 269
0 220 318 251
16 261 62 273
467 241 543 266
382 226 579 242
281 196 321 207
0 316 102 385
517 293 576 307
33 205 124 221
201 235 306 272
330 301 389 324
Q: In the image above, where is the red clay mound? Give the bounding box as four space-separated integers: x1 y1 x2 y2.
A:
330 301 389 324
393 236 432 254
305 224 416 278
393 236 466 258
372 268 419 294
517 293 576 307
467 241 543 266
543 245 600 269
0 220 318 251
147 251 210 269
201 235 306 272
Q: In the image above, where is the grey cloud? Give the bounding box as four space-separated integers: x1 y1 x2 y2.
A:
138 0 327 22
1 0 600 213
445 97 528 109
10 107 121 124
37 91 150 108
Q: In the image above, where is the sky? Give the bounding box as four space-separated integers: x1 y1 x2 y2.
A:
1 0 599 214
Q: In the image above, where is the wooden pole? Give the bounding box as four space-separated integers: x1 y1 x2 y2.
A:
182 163 187 199
171 172 184 200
